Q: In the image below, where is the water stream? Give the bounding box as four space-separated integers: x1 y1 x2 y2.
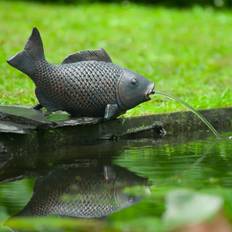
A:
154 90 220 138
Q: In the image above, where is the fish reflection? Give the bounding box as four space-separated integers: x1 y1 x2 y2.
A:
17 162 148 218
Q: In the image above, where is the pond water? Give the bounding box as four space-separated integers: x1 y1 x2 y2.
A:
0 131 232 232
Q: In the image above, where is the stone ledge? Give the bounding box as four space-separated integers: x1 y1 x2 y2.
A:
0 105 231 141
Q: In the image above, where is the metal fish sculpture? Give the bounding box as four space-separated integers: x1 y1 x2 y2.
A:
17 164 148 218
7 28 155 120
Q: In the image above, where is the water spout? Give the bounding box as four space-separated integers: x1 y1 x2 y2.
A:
154 90 220 138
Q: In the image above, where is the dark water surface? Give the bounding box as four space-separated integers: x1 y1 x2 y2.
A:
0 132 231 231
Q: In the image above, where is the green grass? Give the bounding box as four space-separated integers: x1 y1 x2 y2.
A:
0 1 231 116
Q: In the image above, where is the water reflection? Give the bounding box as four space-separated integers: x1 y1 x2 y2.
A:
115 135 232 188
0 132 232 232
17 163 147 218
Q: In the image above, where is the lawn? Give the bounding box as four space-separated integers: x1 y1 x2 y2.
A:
0 1 231 116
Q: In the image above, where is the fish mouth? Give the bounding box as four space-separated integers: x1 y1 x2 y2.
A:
145 83 155 100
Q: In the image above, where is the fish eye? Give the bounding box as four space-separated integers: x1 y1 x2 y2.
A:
131 78 137 85
128 195 138 203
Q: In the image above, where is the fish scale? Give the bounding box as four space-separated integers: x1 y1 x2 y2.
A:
35 61 121 116
17 165 146 218
19 171 121 217
7 28 154 119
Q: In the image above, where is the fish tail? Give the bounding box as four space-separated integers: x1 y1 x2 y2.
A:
7 27 45 76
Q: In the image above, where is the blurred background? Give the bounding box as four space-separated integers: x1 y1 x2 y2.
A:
0 0 232 116
7 0 232 7
0 1 232 231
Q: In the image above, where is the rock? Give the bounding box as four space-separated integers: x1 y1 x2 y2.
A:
0 121 35 134
0 105 51 127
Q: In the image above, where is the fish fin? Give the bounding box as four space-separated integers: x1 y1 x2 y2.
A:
104 104 120 120
7 51 35 76
33 103 43 111
35 88 60 112
104 166 116 181
0 143 8 167
62 48 112 64
7 27 45 75
24 27 45 60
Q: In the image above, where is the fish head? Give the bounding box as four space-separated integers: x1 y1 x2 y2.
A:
117 69 155 110
115 192 142 209
113 166 149 209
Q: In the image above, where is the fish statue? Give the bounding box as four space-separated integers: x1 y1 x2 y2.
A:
7 28 155 120
17 164 148 218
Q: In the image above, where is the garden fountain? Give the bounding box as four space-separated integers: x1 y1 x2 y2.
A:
0 27 231 232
